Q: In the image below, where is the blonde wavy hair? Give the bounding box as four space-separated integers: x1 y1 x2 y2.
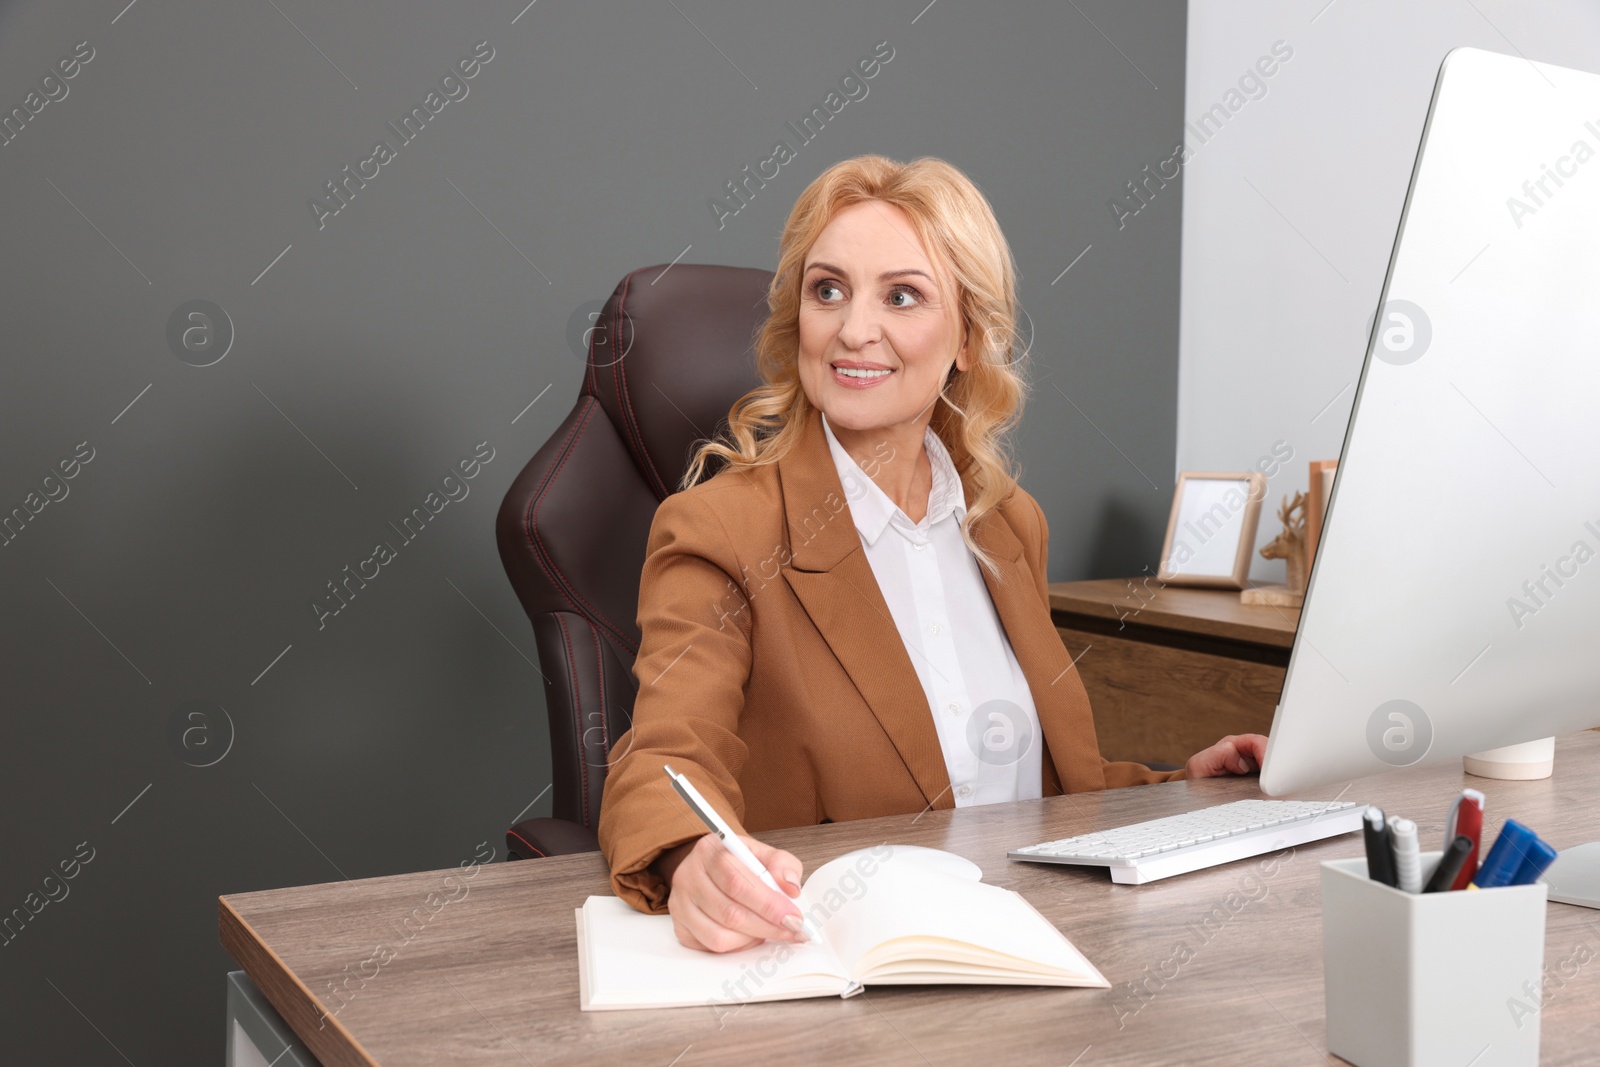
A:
682 154 1029 577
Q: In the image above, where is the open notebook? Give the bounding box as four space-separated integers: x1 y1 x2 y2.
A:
577 844 1108 1011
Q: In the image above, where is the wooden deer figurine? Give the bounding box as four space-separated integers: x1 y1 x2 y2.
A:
1259 491 1310 593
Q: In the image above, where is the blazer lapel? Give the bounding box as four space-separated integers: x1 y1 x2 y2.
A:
776 406 1106 808
778 409 955 810
972 520 1108 795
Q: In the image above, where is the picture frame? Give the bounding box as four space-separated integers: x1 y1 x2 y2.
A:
1156 471 1269 589
1305 459 1339 569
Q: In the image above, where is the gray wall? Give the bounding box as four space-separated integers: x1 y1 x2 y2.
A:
0 2 1187 1060
1178 0 1600 582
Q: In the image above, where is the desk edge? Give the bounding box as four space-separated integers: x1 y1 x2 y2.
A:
1048 583 1297 649
220 895 381 1067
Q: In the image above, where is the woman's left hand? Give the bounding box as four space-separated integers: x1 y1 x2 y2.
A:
1185 733 1269 779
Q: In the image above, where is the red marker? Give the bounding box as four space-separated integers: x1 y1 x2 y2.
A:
1445 788 1485 891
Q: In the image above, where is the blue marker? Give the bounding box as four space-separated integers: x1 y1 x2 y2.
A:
1508 837 1559 887
1472 819 1542 889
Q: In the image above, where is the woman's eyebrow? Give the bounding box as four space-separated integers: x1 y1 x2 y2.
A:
803 261 935 285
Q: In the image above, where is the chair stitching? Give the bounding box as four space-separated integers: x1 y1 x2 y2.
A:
506 829 547 859
593 617 608 770
611 270 670 500
554 612 590 829
523 399 637 653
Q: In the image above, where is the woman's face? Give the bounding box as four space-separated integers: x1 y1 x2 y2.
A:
796 200 968 439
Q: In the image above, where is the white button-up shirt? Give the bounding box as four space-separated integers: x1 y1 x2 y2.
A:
821 413 1043 808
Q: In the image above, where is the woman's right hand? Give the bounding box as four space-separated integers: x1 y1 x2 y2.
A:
659 833 809 953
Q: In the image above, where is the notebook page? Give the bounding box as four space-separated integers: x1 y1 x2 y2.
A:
799 844 982 967
797 843 981 943
578 896 850 1011
814 858 1105 985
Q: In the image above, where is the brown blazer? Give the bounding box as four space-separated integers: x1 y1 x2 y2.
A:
598 406 1183 913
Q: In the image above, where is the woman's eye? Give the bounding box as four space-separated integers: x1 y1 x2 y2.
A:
813 281 843 302
888 287 921 308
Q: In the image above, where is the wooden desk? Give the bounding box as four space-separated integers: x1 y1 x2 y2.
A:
221 733 1600 1067
1050 579 1300 765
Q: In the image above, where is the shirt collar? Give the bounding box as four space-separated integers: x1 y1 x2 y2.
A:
820 411 967 547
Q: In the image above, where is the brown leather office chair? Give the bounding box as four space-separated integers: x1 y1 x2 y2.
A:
496 263 771 859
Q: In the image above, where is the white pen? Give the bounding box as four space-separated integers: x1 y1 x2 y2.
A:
1389 815 1422 893
663 764 823 941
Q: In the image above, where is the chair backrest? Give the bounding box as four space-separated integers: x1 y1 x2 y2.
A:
496 263 773 829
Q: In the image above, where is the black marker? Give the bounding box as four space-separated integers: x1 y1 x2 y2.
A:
1423 834 1475 893
1363 806 1398 887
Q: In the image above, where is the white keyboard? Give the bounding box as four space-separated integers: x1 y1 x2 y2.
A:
1009 799 1365 884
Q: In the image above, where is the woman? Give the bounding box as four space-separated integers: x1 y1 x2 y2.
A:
597 154 1267 953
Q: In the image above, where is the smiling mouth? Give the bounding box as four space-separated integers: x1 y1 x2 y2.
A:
831 363 894 380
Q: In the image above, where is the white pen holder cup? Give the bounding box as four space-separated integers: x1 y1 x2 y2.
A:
1321 853 1547 1067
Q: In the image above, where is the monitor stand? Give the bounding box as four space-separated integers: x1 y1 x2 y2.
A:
1463 738 1555 781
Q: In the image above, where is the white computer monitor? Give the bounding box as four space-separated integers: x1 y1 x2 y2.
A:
1259 47 1600 796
